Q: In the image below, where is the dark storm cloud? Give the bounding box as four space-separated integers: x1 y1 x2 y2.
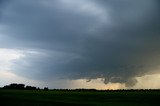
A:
1 0 160 86
0 0 10 20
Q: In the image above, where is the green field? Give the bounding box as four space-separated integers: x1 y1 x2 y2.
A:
0 89 160 106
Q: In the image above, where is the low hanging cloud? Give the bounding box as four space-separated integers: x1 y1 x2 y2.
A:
0 0 160 87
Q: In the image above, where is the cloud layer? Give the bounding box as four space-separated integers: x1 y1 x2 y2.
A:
0 0 160 87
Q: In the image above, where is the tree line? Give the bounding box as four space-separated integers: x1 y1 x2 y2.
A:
2 83 48 90
1 83 160 91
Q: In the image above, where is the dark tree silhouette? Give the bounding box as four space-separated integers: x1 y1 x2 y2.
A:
26 86 37 90
44 87 49 91
3 83 39 90
17 84 25 89
3 83 25 89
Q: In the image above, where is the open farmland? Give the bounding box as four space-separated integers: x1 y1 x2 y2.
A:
0 89 160 106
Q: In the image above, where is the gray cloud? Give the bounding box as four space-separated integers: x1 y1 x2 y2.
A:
1 0 160 87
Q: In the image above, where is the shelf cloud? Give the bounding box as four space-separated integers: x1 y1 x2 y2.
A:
0 0 160 88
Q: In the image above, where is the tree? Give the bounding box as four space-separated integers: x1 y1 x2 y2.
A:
44 87 49 91
26 86 37 90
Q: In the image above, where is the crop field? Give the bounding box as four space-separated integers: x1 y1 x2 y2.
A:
0 89 160 106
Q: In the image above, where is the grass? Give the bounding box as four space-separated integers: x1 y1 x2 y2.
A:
0 89 160 106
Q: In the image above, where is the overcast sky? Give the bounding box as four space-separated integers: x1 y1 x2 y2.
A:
0 0 160 89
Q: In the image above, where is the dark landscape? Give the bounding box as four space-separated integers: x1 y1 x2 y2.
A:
0 84 160 106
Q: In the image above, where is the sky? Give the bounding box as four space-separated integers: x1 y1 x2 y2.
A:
0 0 160 89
